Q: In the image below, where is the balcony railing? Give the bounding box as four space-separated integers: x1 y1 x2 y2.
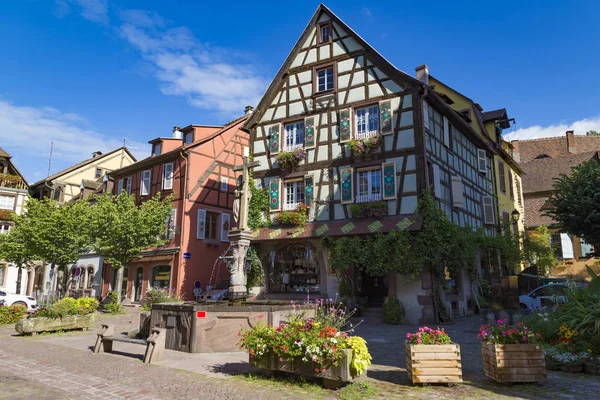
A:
0 174 26 189
354 130 379 140
355 193 382 203
283 202 302 211
281 144 304 153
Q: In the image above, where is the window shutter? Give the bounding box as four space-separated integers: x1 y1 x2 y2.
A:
220 214 230 242
498 160 506 192
477 149 487 173
432 163 441 199
117 179 123 194
197 209 206 239
268 124 281 154
340 167 354 204
304 175 314 206
379 100 393 134
305 117 316 148
482 195 495 225
339 109 352 143
269 178 280 211
451 176 464 208
508 169 514 200
423 101 430 130
443 117 450 147
382 162 397 200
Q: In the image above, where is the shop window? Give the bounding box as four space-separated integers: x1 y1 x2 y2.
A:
269 244 319 294
152 265 171 289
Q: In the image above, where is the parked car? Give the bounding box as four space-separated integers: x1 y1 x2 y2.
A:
197 279 230 302
519 282 586 310
0 290 37 311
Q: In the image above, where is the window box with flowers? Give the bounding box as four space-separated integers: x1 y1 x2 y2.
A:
347 134 383 157
0 209 14 222
239 298 372 388
275 148 307 171
349 201 387 218
275 203 310 226
479 319 546 383
405 327 463 385
0 174 23 189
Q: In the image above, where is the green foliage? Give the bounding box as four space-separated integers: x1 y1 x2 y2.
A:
0 223 35 271
546 159 600 250
382 297 404 325
347 134 383 155
103 290 125 314
246 246 264 291
141 288 183 311
274 203 309 226
349 201 387 218
557 283 600 338
248 176 271 230
88 192 173 300
586 130 600 136
275 148 306 170
34 296 98 318
522 226 559 276
478 228 522 276
0 173 23 188
344 336 372 378
0 209 15 221
338 382 378 400
522 311 561 343
406 326 452 344
478 319 541 344
0 304 27 324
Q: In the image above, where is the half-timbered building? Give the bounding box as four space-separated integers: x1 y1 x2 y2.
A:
245 5 501 323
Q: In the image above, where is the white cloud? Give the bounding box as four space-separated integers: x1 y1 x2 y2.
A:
505 115 600 141
55 0 109 24
0 100 146 182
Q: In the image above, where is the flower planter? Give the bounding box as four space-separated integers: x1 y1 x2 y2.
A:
15 314 96 335
250 348 356 388
405 342 463 385
558 363 583 373
481 343 546 383
584 361 600 375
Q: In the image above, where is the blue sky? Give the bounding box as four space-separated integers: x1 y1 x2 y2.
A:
1 0 599 182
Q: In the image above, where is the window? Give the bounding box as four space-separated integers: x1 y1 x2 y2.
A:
141 170 151 195
165 209 176 240
151 265 170 289
498 160 506 193
163 163 174 190
0 224 10 234
0 195 14 210
125 177 132 195
319 23 331 44
316 66 334 92
153 143 162 156
482 195 495 225
508 169 514 200
205 211 219 240
184 132 194 145
220 177 228 191
117 179 124 194
283 121 305 151
87 267 94 289
477 149 487 173
355 105 379 139
356 168 382 203
283 180 305 210
95 168 102 179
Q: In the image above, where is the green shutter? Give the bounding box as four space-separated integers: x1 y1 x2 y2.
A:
269 178 280 211
268 124 280 154
340 168 353 204
305 117 315 148
379 101 393 134
339 109 352 143
304 175 314 206
382 162 397 200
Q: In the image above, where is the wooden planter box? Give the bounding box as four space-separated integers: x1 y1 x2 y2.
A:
481 343 546 383
15 314 96 335
250 348 357 388
405 342 463 385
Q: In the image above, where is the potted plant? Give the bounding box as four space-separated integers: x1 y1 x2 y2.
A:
478 319 546 383
405 326 462 385
15 297 99 335
239 297 372 388
275 203 310 226
347 135 383 157
275 148 307 171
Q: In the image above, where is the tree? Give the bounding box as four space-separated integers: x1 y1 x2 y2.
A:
0 222 36 294
522 226 559 276
545 159 600 250
586 130 600 136
12 196 91 293
87 192 173 302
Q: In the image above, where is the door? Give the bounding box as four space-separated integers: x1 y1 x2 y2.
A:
134 267 143 302
359 271 388 307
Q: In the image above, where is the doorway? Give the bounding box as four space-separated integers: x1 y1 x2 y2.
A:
135 267 144 302
359 271 388 307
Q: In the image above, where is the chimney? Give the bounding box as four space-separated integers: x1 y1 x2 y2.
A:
244 105 254 115
172 126 182 139
511 141 520 162
566 130 576 153
415 64 429 85
92 151 103 158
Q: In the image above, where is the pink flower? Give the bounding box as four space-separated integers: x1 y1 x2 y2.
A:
279 357 283 361
417 338 422 344
406 333 413 339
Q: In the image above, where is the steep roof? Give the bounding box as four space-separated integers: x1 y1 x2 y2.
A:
513 134 600 163
0 147 11 158
31 147 136 187
523 196 557 228
482 109 507 123
244 4 423 129
520 151 599 193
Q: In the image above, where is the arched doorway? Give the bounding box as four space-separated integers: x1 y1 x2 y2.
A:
268 244 320 294
152 265 171 290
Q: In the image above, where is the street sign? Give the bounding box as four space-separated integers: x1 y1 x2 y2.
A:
193 288 202 296
75 267 81 277
196 311 206 318
183 252 191 259
194 280 201 289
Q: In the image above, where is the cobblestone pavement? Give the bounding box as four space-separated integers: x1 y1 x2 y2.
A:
1 309 600 399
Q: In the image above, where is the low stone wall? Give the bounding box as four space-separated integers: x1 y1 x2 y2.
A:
151 302 313 353
15 314 96 335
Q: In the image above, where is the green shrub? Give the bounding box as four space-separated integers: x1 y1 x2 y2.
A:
0 304 27 324
75 297 99 314
141 288 183 311
522 311 561 343
103 290 124 315
34 296 99 318
382 297 404 325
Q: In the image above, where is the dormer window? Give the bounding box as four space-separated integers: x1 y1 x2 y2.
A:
153 143 162 156
316 66 334 93
184 132 194 145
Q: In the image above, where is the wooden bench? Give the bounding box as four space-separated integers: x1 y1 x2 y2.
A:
93 324 166 364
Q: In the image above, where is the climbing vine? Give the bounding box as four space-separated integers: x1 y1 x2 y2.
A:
248 176 271 230
246 246 264 291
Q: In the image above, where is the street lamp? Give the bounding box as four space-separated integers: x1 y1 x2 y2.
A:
511 209 520 223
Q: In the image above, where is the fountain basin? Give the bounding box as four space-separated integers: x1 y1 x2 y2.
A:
151 302 313 353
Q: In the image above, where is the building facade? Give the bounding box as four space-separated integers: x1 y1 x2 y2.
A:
0 146 30 294
244 5 503 323
106 119 249 301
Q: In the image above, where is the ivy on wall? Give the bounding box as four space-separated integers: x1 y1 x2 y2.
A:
248 175 271 230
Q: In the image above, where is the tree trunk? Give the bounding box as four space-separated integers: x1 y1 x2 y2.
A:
114 266 124 304
16 267 22 294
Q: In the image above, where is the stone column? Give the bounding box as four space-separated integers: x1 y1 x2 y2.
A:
42 263 50 296
27 269 35 296
227 229 253 300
